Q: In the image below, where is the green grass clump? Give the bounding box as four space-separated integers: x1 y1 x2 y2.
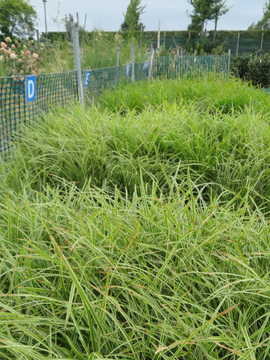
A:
1 78 270 359
4 99 270 212
98 77 270 115
1 177 270 359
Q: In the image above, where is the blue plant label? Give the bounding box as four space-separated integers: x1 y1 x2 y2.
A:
143 61 149 70
126 64 130 76
26 76 36 103
84 71 91 87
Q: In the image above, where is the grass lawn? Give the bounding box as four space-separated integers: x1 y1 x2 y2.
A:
0 78 270 359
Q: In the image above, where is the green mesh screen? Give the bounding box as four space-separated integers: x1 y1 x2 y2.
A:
226 38 270 55
134 62 149 82
0 56 227 158
0 71 78 155
154 55 228 80
83 62 149 103
83 64 129 102
151 37 269 56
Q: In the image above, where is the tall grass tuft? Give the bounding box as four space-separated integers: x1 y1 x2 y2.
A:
1 78 270 359
98 77 270 115
0 176 270 359
3 97 270 213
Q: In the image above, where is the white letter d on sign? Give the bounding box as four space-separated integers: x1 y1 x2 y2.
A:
26 75 36 103
28 80 34 98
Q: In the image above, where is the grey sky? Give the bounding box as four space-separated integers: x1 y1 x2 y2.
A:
31 0 266 33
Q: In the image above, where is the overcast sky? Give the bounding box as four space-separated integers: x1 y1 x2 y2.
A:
31 0 267 34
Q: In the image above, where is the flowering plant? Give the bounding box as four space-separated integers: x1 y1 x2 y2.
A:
0 37 42 75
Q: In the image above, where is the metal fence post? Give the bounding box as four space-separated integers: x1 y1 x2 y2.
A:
70 15 84 106
131 42 135 82
227 49 231 83
148 44 155 82
116 42 120 86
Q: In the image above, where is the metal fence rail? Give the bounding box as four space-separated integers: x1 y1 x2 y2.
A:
0 54 229 158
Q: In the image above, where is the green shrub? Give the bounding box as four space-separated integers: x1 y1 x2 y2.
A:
231 54 270 87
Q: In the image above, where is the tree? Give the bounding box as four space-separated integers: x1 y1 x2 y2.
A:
187 0 231 38
120 0 146 37
211 0 231 42
187 13 202 33
0 0 37 39
248 2 270 30
187 0 215 37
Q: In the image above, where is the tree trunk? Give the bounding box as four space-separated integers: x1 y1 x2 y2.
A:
10 20 17 36
214 13 218 42
201 20 204 37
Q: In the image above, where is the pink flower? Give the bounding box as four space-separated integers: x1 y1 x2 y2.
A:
96 37 98 41
1 42 7 49
11 44 16 49
99 32 102 36
32 52 39 59
25 50 31 56
18 58 22 62
10 53 17 59
106 34 108 37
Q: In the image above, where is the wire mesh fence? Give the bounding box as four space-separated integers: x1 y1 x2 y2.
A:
0 54 228 158
154 55 229 80
0 71 78 155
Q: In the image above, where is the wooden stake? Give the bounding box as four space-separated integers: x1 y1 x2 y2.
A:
158 20 161 49
260 32 264 53
236 32 240 56
164 31 166 48
65 15 69 40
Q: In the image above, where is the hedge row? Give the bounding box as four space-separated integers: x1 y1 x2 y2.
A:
231 54 270 88
44 29 270 43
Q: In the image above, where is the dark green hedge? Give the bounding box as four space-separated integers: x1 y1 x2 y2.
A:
44 29 270 43
231 54 270 88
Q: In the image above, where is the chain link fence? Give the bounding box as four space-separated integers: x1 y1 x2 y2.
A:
0 54 229 158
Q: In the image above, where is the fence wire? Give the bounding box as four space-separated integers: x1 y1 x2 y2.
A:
0 55 228 158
